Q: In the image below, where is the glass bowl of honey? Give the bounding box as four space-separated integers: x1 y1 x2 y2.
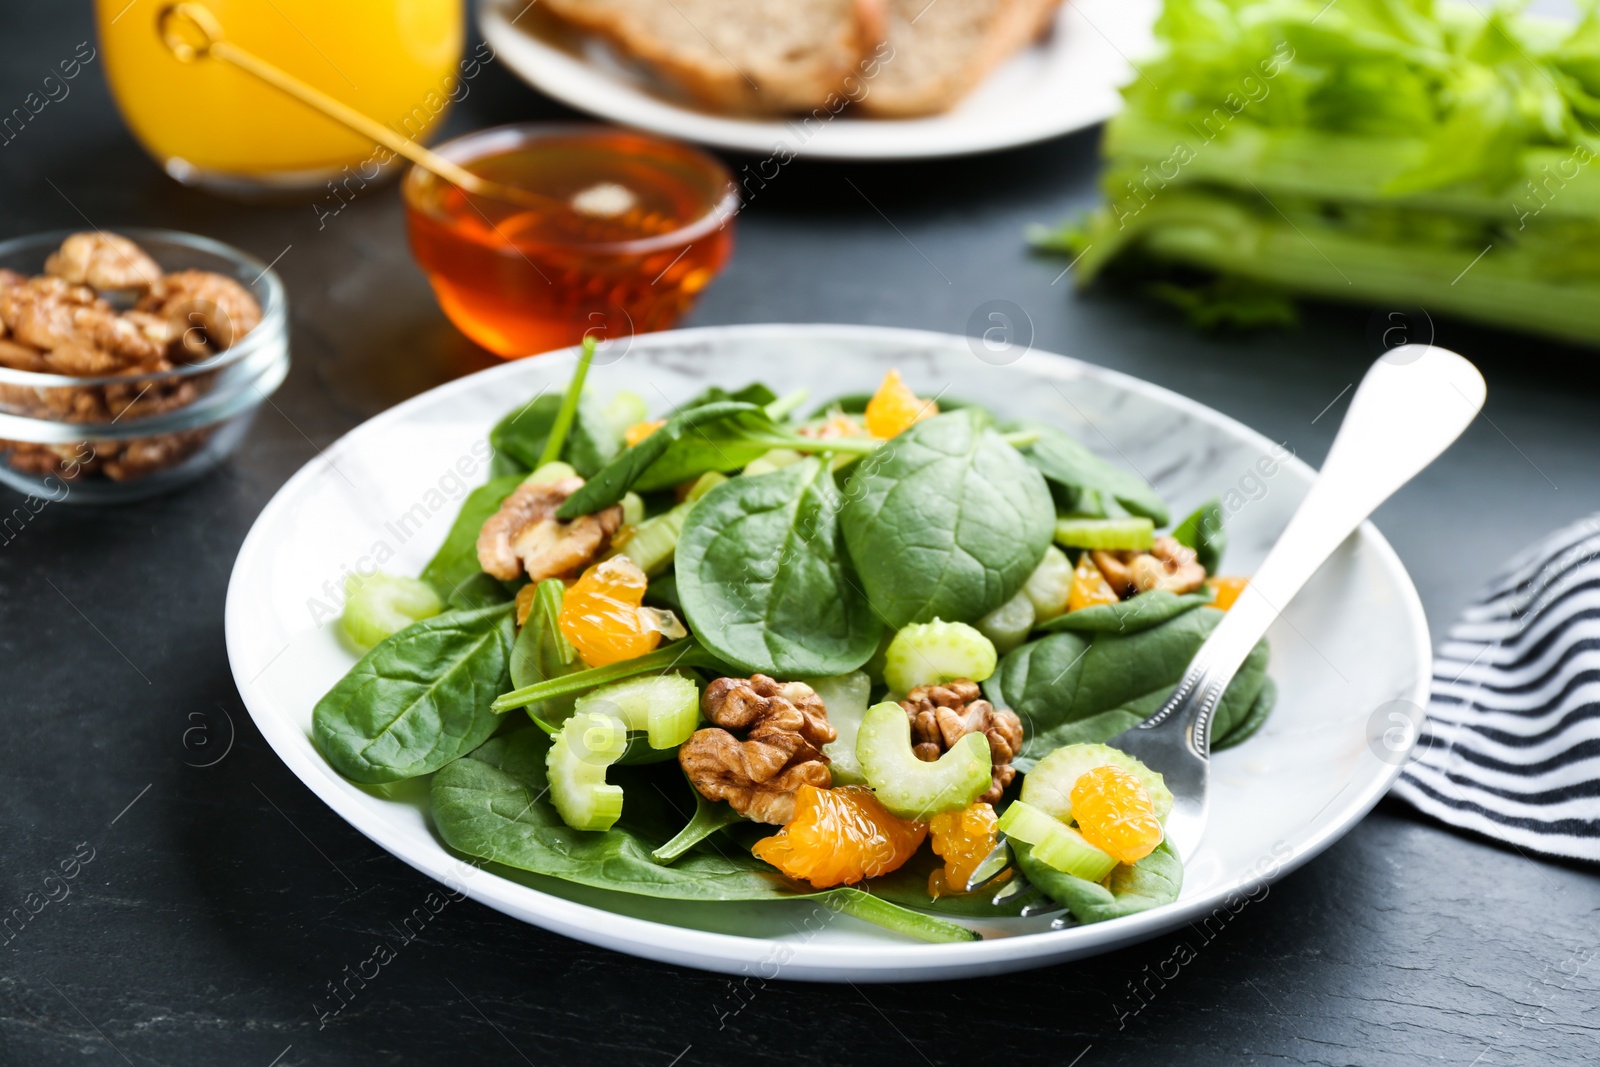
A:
403 124 738 358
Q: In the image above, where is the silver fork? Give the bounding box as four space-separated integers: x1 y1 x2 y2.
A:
973 344 1486 908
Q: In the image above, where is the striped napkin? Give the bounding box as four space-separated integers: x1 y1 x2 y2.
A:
1393 515 1600 863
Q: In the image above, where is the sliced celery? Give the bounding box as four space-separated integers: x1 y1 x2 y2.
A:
882 619 997 694
573 673 700 750
547 709 627 831
1053 516 1154 551
806 671 871 786
975 589 1036 656
856 701 991 820
1023 545 1074 623
1021 743 1174 825
340 574 443 651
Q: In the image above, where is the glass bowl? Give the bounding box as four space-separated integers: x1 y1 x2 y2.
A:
0 229 288 503
403 123 738 358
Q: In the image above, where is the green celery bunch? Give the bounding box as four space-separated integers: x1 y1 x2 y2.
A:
1040 0 1600 344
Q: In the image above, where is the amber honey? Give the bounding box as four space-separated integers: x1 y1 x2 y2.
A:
404 126 737 358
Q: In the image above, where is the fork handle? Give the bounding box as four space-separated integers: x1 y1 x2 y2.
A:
1140 345 1486 753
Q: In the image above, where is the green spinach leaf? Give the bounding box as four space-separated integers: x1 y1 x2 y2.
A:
558 400 877 518
652 789 746 863
432 728 827 900
432 730 978 941
1172 498 1227 574
1214 676 1276 750
419 474 524 603
1036 590 1212 634
314 603 515 784
839 409 1055 629
488 391 619 478
1013 839 1182 925
1011 421 1169 525
988 606 1270 770
676 458 881 676
675 383 778 413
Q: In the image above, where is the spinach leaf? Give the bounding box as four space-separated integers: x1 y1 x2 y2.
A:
432 729 825 900
652 790 745 863
554 401 767 518
839 409 1055 629
313 603 515 784
487 391 619 478
676 458 881 676
988 606 1270 770
1214 676 1276 751
1172 498 1227 574
1013 839 1182 925
1011 421 1169 526
557 400 877 518
1036 590 1212 634
419 474 524 603
675 382 778 413
432 730 979 942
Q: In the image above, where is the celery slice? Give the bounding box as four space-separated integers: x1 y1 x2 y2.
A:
547 710 627 831
1023 743 1174 824
573 673 700 750
1053 516 1154 551
601 391 649 437
998 800 1118 883
806 671 871 786
882 619 997 695
975 589 1036 655
340 574 443 651
1022 545 1074 623
857 701 991 820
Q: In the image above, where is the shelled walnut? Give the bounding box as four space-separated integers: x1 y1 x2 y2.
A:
0 232 262 485
680 675 836 825
900 680 1023 805
1092 536 1208 598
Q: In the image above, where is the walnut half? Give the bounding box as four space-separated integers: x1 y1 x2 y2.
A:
475 476 624 583
1093 536 1207 598
900 680 1023 805
679 675 836 825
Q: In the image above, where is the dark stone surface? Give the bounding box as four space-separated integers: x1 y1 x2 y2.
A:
2 4 1597 1066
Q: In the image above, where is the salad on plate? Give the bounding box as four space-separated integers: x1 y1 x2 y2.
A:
310 340 1275 943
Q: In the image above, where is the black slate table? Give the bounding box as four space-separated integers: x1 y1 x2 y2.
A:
3 4 1597 1065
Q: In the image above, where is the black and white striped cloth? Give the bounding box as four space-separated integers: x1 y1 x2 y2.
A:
1394 514 1600 863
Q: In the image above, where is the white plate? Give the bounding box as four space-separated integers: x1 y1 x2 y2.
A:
225 324 1430 981
477 0 1158 159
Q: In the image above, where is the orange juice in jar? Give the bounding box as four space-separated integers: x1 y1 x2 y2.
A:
97 0 465 194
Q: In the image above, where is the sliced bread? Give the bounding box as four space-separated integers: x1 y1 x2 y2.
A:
857 0 1064 117
540 0 886 114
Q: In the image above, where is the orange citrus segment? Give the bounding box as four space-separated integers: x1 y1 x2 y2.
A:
753 785 927 888
864 369 938 439
624 419 665 447
1068 553 1121 612
1209 576 1248 611
557 557 661 667
927 802 999 899
1069 765 1163 865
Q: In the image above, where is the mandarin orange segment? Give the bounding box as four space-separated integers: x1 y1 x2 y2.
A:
864 369 938 439
624 419 665 447
927 802 999 899
752 785 927 888
1209 576 1249 611
1067 553 1121 612
557 557 661 667
1069 765 1163 865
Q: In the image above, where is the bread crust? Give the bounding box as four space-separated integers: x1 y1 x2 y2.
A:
857 0 1065 117
541 0 887 114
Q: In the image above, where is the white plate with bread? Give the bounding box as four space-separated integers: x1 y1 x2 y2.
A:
478 0 1157 159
